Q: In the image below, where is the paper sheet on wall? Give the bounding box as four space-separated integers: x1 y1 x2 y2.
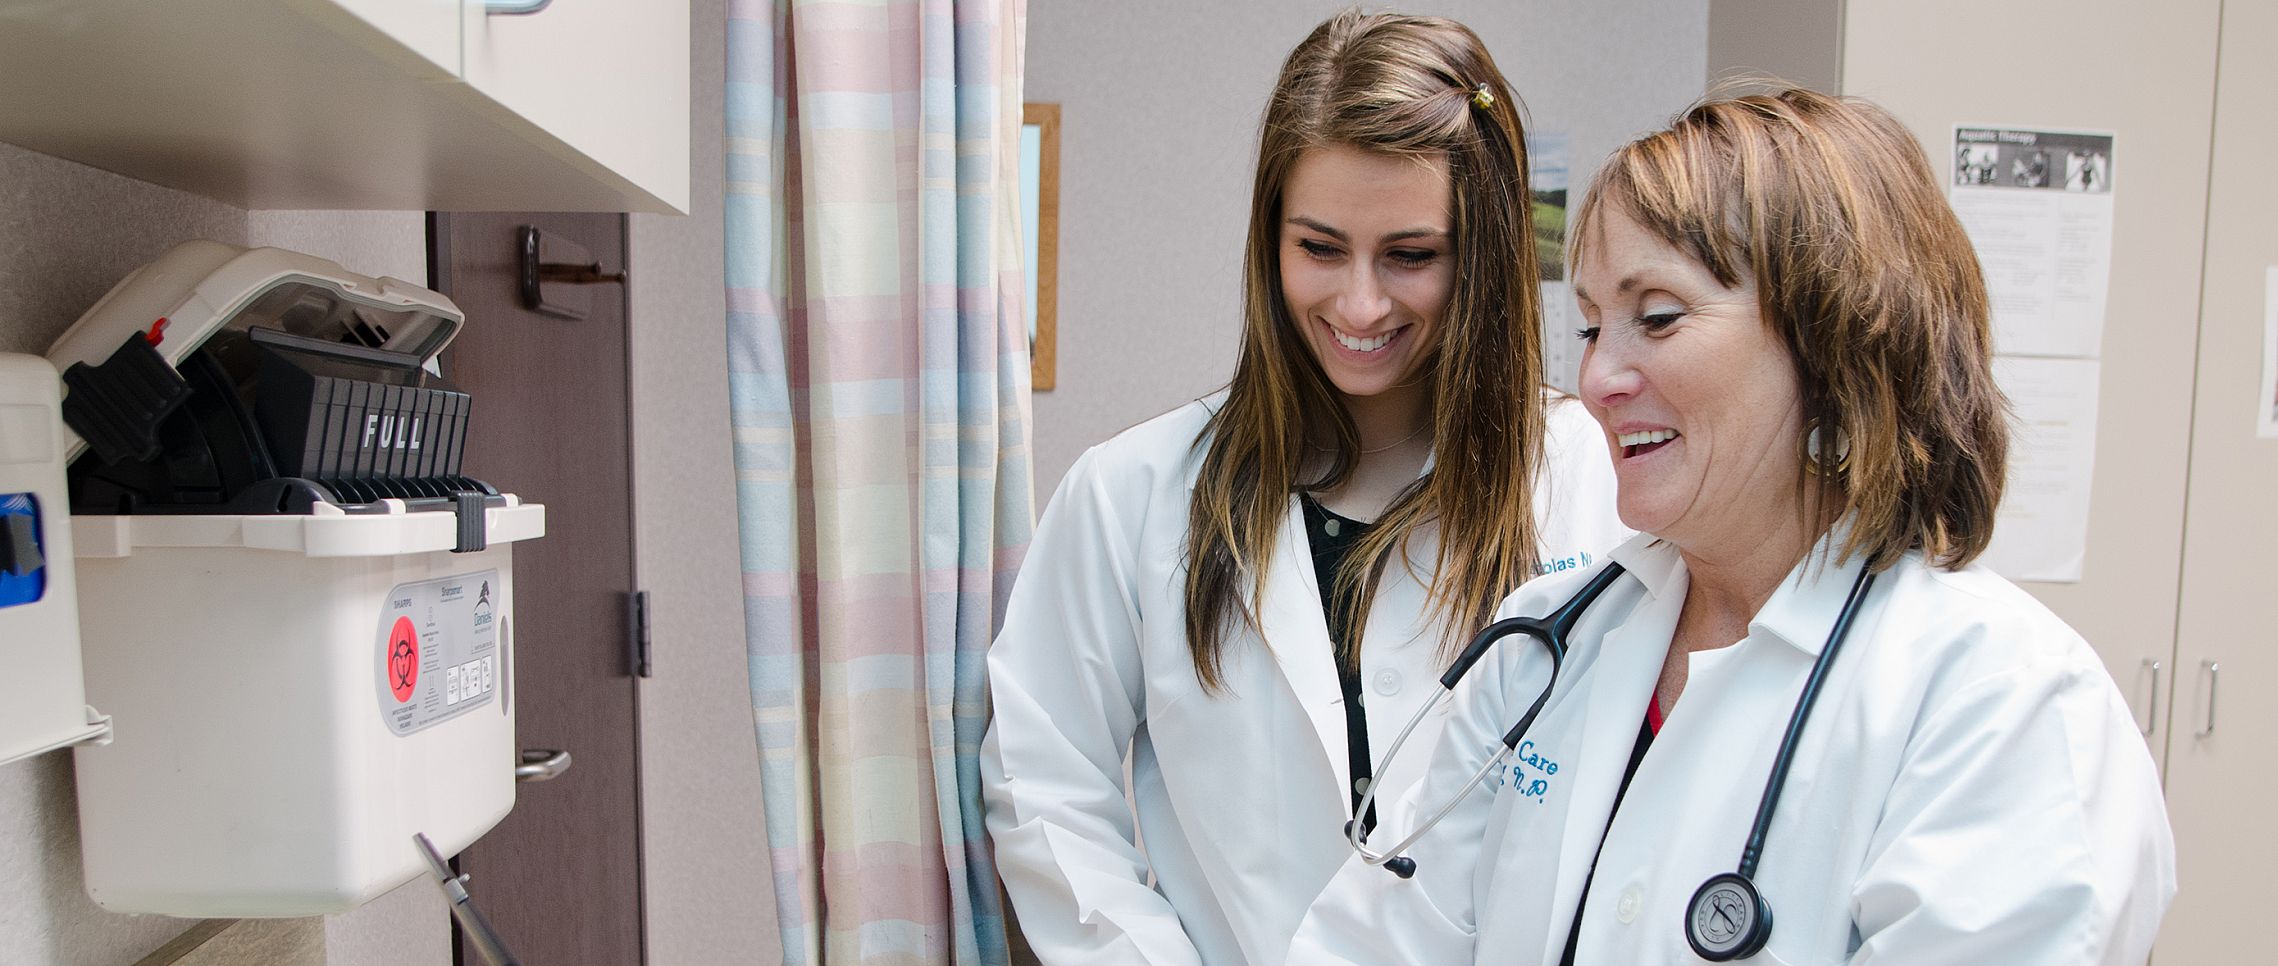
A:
1541 281 1581 396
1950 126 2115 360
1529 132 1582 395
1951 126 2116 583
2260 267 2278 439
1981 356 2102 582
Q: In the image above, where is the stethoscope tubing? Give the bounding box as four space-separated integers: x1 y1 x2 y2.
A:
1349 563 1629 873
1347 719 1511 872
1344 550 1885 962
1734 566 1877 878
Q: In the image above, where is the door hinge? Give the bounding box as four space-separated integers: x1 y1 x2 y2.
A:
627 590 652 678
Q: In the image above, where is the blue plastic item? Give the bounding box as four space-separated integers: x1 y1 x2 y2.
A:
0 493 45 608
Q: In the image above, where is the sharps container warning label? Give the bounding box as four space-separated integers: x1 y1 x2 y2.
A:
376 570 501 735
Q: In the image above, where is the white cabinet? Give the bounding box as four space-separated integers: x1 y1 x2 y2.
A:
1734 0 2263 958
0 0 688 214
1842 0 2217 771
461 0 689 219
330 0 465 75
2155 2 2278 960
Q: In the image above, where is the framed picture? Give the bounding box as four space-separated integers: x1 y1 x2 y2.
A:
1022 102 1060 391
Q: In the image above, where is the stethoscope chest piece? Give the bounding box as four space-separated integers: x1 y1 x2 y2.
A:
1686 872 1772 961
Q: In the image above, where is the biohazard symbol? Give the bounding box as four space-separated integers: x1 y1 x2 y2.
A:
388 616 420 703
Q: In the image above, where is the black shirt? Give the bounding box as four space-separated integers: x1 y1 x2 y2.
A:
1299 492 1379 833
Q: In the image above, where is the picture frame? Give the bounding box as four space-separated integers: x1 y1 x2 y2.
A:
1022 102 1060 391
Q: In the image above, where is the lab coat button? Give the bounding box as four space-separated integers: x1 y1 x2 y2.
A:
1372 669 1401 696
1616 886 1641 923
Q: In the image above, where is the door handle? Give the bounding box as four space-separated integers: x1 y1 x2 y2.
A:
485 0 554 14
514 748 572 782
518 226 626 321
2137 659 2160 736
2196 660 2220 738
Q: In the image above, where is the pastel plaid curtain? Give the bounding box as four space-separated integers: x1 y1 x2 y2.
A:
724 1 1032 963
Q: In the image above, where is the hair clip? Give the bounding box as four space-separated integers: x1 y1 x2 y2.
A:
1470 84 1495 111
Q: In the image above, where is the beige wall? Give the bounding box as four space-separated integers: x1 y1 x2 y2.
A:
1707 0 1842 93
1024 0 1711 492
628 0 783 961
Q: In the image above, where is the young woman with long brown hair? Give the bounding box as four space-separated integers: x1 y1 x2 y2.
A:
981 12 1625 965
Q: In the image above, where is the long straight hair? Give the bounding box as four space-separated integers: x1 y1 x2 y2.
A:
1183 11 1547 691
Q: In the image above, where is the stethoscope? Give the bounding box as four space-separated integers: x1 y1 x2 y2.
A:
1345 560 1879 962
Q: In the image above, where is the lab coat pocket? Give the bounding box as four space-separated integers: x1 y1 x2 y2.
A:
1754 945 1818 966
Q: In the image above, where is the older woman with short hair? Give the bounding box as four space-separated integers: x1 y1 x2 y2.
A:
1287 87 2175 965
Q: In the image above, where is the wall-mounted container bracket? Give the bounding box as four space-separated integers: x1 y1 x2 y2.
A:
48 242 548 917
0 353 113 767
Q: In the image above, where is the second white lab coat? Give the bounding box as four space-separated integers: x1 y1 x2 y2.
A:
981 392 1627 966
1287 532 2176 965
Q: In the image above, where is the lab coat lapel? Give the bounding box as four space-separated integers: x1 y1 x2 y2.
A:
1541 572 1682 963
1256 493 1352 807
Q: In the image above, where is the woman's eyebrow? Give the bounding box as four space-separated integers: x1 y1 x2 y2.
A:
1286 216 1347 241
1286 216 1446 244
1572 275 1646 303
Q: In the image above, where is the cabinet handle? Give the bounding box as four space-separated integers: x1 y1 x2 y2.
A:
485 0 555 15
2137 659 2160 736
2196 660 2220 738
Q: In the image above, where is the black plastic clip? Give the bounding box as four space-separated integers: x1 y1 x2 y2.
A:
60 333 192 465
1 512 43 577
451 490 488 554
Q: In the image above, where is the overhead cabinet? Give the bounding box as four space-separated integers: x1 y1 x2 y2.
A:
0 0 688 214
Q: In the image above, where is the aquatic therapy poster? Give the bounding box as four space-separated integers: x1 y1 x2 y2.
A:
1950 125 2117 360
1954 124 2117 583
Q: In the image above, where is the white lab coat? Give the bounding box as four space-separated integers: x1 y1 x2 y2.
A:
1286 531 2177 965
981 392 1627 966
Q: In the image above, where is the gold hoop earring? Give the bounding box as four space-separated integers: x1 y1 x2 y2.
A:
1802 421 1850 476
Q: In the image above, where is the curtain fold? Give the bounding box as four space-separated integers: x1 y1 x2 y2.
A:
725 0 1031 962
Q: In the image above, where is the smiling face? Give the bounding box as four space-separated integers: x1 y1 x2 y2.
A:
1278 144 1455 401
1573 206 1806 553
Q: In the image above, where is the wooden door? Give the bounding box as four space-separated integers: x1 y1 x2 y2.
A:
2157 3 2278 960
430 211 644 966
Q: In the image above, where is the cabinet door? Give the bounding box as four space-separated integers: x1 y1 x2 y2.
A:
2157 3 2278 961
1843 0 2221 768
460 0 690 213
321 0 462 75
